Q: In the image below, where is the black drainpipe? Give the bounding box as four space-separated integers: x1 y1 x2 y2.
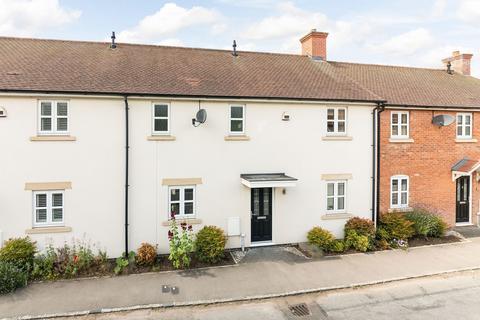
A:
372 102 385 225
124 96 130 257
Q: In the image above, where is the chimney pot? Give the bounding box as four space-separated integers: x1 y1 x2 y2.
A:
300 30 328 61
442 50 473 76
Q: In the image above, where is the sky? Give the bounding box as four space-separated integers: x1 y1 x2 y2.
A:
1 0 480 76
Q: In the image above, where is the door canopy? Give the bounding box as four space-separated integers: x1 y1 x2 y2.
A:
240 173 298 188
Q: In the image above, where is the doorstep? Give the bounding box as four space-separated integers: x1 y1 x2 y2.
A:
250 241 275 247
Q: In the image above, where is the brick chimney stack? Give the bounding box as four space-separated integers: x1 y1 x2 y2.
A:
442 51 473 76
300 29 328 61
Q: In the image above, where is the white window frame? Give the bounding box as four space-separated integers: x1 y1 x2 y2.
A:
456 113 473 139
390 111 409 139
390 175 409 209
168 185 196 218
326 107 347 136
38 100 69 135
32 190 65 227
326 180 347 213
229 105 245 135
152 102 170 135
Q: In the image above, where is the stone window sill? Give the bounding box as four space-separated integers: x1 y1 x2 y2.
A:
455 138 477 143
388 207 413 213
25 226 72 234
322 136 353 141
389 138 414 143
147 135 176 141
30 136 76 142
321 213 353 220
162 218 202 226
224 135 250 141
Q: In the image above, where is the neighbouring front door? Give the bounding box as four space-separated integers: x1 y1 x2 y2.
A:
456 176 470 223
251 188 272 242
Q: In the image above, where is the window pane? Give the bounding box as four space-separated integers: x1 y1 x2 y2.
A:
457 125 463 136
327 121 334 133
392 193 398 205
170 189 180 201
231 120 243 132
327 109 334 120
338 109 346 120
392 113 398 124
466 115 471 125
327 183 334 196
458 115 463 125
184 188 193 201
41 118 52 131
401 192 407 205
465 126 471 136
184 202 193 215
52 208 63 222
154 119 168 132
338 121 345 133
327 198 334 210
57 103 68 116
337 197 345 210
392 125 398 136
41 102 52 116
392 180 398 192
401 125 407 136
154 105 168 117
170 203 180 215
401 179 408 191
231 106 243 119
36 194 47 207
52 193 63 207
57 118 68 131
36 209 47 223
401 113 407 124
337 183 345 196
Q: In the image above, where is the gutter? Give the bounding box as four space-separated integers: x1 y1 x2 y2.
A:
124 96 130 257
372 102 385 225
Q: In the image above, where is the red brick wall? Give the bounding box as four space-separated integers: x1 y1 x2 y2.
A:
379 109 480 226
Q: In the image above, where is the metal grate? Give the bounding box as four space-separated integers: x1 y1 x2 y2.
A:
289 303 311 317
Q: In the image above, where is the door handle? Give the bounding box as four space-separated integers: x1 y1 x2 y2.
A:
460 201 467 204
257 216 266 220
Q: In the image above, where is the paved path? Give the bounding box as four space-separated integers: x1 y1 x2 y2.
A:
3 239 480 319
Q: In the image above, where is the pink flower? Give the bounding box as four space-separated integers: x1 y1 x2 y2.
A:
170 211 176 220
181 222 187 230
168 230 173 240
188 225 193 231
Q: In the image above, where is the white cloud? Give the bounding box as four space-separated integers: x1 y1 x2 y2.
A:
117 3 223 43
242 2 328 41
457 0 480 23
432 0 448 18
369 28 435 56
158 38 184 47
0 0 81 36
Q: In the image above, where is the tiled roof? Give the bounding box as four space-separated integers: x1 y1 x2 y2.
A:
1 36 480 107
452 158 480 173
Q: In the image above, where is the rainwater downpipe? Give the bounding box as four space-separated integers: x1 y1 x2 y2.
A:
372 102 385 226
124 96 130 257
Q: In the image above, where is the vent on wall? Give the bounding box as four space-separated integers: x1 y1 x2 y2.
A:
0 107 6 117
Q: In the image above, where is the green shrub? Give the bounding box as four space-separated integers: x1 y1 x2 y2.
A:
328 239 346 253
345 230 369 252
195 226 227 264
379 212 415 241
0 261 27 294
0 237 36 273
345 217 375 249
307 227 334 250
404 209 447 238
136 243 157 266
168 218 195 269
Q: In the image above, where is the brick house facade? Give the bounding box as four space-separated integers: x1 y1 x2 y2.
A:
379 109 480 226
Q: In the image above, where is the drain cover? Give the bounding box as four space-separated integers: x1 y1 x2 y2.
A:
289 303 311 317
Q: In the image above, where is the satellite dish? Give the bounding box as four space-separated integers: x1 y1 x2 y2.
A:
192 109 207 127
432 114 455 126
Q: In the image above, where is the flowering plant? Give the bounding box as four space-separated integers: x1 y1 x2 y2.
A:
168 212 194 269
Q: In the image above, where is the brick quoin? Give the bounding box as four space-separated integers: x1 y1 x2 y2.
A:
379 109 480 226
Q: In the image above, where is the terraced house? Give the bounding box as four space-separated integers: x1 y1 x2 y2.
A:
0 30 479 257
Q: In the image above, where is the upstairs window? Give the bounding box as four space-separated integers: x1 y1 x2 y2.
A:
391 111 409 139
326 180 346 213
229 105 245 134
169 186 196 218
326 108 347 135
33 191 64 227
457 113 472 139
391 175 409 209
153 103 170 134
38 101 69 135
